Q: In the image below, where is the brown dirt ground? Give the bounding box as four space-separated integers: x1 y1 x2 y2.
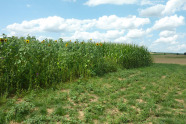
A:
152 55 186 65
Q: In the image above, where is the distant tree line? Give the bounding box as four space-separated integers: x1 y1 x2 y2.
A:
184 52 186 55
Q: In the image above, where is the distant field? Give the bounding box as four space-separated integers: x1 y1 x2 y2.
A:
152 54 186 65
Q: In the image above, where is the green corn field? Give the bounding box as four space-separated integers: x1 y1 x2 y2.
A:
0 36 152 95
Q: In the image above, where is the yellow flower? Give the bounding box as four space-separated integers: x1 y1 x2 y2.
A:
48 44 51 46
74 41 77 44
81 42 84 44
0 38 3 42
100 43 103 46
70 40 71 42
41 40 45 43
65 43 68 47
96 43 99 46
90 38 92 41
4 39 7 42
26 40 29 43
55 40 57 42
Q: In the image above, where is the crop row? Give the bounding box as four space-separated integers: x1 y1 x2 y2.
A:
0 36 152 95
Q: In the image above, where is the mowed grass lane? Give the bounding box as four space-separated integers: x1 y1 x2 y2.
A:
0 64 186 123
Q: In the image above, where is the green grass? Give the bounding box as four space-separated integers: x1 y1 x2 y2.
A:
0 63 185 123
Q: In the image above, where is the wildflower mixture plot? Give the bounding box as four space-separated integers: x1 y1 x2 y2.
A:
0 36 152 94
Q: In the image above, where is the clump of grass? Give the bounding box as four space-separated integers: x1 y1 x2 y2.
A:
0 35 152 95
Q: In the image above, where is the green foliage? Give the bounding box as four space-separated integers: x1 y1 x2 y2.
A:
6 101 35 122
0 36 152 95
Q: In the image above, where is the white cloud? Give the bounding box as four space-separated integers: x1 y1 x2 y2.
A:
126 29 146 39
62 30 125 41
6 15 150 36
140 0 153 5
152 15 185 31
139 0 186 17
139 4 165 17
159 30 176 37
96 15 150 30
162 0 186 15
84 0 138 6
154 35 179 44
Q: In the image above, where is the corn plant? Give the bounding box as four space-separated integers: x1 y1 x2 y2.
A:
0 36 152 95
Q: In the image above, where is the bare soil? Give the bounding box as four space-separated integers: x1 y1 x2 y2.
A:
152 55 186 65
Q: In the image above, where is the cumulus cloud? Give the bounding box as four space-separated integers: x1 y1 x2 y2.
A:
139 4 165 17
140 0 153 5
159 30 176 37
162 0 186 15
139 0 186 17
62 30 125 41
96 15 150 29
154 35 179 44
152 15 185 31
126 29 146 39
6 15 150 36
84 0 138 6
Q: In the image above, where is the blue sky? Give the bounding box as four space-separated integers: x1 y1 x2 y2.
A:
1 0 186 53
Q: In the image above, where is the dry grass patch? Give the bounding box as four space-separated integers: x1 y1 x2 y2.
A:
120 87 126 91
61 89 70 94
93 120 99 124
106 107 121 116
102 83 112 88
47 108 54 115
175 99 184 104
89 94 99 103
78 110 84 120
131 105 141 112
142 86 146 90
16 98 23 104
161 75 166 79
67 97 77 106
137 99 145 103
118 78 126 81
9 121 21 124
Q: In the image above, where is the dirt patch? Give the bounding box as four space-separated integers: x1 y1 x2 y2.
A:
89 94 99 102
106 107 121 115
9 121 21 124
78 110 84 120
137 99 145 103
120 88 126 91
175 99 184 104
102 83 112 88
93 120 99 124
47 108 54 115
131 106 141 112
152 55 186 65
142 87 146 90
118 78 126 81
161 76 166 79
16 98 23 104
61 89 70 94
65 114 70 120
